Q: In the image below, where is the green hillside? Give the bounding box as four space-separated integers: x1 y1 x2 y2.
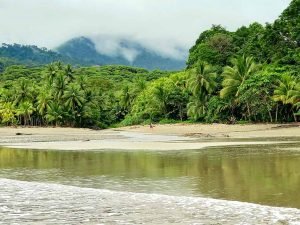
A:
0 0 299 128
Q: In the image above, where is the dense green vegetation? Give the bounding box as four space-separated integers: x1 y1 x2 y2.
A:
0 44 73 68
0 0 299 127
0 63 170 127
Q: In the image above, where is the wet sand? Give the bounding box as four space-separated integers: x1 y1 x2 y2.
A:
0 123 299 151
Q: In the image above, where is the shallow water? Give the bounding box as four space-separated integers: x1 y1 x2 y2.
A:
1 178 300 225
1 143 300 224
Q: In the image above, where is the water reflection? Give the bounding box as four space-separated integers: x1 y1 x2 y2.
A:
0 143 300 208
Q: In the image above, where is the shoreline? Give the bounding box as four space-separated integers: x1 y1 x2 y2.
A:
0 123 299 151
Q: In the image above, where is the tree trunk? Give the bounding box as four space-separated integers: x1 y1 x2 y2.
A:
246 103 251 121
275 103 278 122
293 110 297 122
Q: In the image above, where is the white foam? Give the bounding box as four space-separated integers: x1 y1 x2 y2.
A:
0 178 300 224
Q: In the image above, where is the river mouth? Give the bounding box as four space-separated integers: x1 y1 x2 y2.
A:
1 142 300 209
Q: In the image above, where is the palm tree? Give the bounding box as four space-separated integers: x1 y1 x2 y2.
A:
220 55 259 120
120 85 132 112
37 90 52 124
16 101 35 126
188 62 217 99
273 74 296 104
273 74 299 121
0 102 16 125
13 78 33 105
187 62 217 121
55 61 64 70
220 55 259 99
134 77 147 94
0 88 13 103
46 102 64 126
77 75 88 91
64 64 75 83
153 84 169 116
288 82 300 107
45 63 57 86
63 84 85 111
187 97 206 121
53 73 67 101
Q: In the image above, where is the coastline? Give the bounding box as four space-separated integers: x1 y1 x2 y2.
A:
0 123 299 151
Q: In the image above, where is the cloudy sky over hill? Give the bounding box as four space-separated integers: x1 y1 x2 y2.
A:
0 0 291 58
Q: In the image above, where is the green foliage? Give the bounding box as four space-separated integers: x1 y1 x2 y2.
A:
0 44 72 66
220 55 260 99
0 1 299 126
187 25 234 68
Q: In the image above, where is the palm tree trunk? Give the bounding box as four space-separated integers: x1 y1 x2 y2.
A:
275 103 278 122
293 109 297 122
246 103 251 121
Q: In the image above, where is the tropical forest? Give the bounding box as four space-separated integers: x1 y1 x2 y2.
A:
0 0 299 128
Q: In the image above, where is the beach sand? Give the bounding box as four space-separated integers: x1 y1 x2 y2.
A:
0 123 299 151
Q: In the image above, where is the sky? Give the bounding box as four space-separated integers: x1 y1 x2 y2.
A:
0 0 292 59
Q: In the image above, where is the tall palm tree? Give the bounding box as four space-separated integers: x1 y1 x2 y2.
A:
63 84 85 111
45 63 57 86
53 73 67 101
220 55 259 99
16 101 35 126
153 85 169 116
13 78 33 106
37 90 52 124
188 62 217 99
46 102 64 126
120 85 132 111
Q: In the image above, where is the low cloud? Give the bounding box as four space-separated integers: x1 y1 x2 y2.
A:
90 35 187 61
0 0 291 59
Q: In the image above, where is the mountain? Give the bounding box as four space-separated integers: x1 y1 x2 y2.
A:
0 43 73 66
56 37 186 70
0 38 186 71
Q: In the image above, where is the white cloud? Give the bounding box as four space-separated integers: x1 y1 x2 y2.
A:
0 0 291 59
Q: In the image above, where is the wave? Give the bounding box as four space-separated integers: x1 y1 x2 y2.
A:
0 178 300 224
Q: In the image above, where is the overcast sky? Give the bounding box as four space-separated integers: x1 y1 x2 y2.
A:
0 0 291 59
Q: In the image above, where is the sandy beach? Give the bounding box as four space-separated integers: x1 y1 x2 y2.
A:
0 123 299 151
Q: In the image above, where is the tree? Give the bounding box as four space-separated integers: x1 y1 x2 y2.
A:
46 102 64 126
153 84 169 117
63 84 85 111
187 97 206 121
187 25 233 68
120 85 132 112
220 55 259 99
64 64 75 82
45 63 57 86
37 90 52 124
16 101 35 126
0 102 16 125
53 73 67 101
13 78 33 105
273 74 299 121
188 62 217 98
